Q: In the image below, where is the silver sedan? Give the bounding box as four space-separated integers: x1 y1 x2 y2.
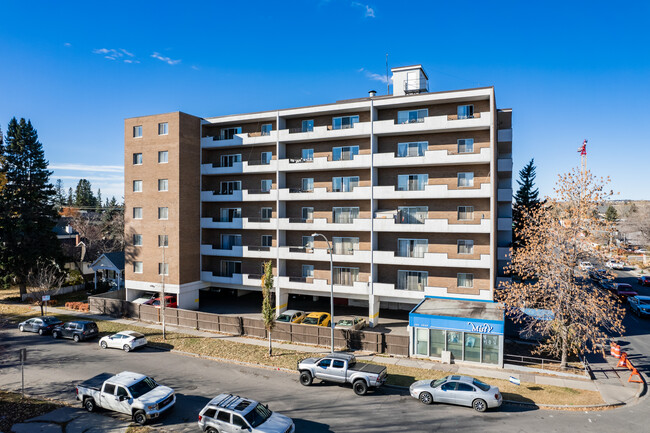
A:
409 375 502 412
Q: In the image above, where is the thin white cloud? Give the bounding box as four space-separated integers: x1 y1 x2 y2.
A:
358 68 391 84
93 48 139 63
351 2 375 18
191 65 200 70
151 52 181 65
50 163 124 173
55 175 124 182
120 48 135 57
64 42 72 47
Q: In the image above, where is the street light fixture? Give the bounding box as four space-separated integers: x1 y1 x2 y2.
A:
312 232 334 353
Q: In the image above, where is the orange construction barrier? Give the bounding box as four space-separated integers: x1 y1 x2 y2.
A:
628 368 643 383
610 342 618 357
617 352 628 367
613 345 621 359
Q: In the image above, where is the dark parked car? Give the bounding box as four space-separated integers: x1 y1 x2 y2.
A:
614 283 638 301
638 276 650 287
18 316 63 335
52 321 99 342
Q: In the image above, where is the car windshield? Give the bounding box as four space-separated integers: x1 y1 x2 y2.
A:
276 314 291 322
639 299 650 305
302 317 318 325
42 317 60 324
128 377 158 399
243 403 272 428
338 320 353 326
430 377 447 388
472 378 491 391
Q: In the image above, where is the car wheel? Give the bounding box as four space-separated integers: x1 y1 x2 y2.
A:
206 428 218 433
133 410 147 425
419 392 433 405
123 345 131 352
84 398 96 412
38 328 45 336
100 341 108 349
299 371 313 386
473 398 487 412
19 325 24 332
353 380 368 396
73 334 80 343
52 332 59 339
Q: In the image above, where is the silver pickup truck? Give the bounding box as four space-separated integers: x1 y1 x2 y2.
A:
76 371 175 425
297 352 387 395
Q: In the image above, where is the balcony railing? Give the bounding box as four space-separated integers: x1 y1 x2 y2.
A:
248 131 271 137
289 276 309 283
248 246 271 252
247 189 272 195
288 127 313 134
205 189 241 196
288 247 310 253
247 274 263 280
288 218 311 223
403 79 428 94
245 217 272 223
397 116 426 124
447 112 482 121
288 158 313 163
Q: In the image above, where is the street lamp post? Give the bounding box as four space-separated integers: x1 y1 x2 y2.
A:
312 233 334 353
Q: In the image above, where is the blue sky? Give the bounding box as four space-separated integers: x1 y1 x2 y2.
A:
1 1 648 201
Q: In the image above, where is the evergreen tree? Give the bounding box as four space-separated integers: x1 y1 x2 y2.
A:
96 188 102 211
54 179 66 208
605 205 619 222
0 117 62 295
0 126 6 193
513 159 541 250
67 187 74 206
261 261 275 357
74 179 96 207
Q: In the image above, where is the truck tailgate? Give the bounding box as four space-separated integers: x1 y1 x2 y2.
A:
78 372 114 391
350 363 386 376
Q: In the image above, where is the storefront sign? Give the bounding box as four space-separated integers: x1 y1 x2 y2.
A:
468 322 493 333
409 313 504 335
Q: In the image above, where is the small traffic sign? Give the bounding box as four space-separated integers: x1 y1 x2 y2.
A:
19 348 26 361
42 295 50 301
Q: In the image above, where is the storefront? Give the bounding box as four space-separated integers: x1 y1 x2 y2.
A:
409 296 504 367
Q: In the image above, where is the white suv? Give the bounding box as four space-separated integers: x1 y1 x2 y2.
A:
198 394 294 433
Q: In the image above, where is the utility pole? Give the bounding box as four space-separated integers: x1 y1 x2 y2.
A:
161 227 166 340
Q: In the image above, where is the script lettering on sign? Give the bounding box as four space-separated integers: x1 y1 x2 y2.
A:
468 322 493 333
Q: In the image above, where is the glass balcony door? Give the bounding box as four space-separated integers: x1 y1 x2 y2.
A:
397 142 427 157
397 239 428 258
333 237 359 255
220 181 241 194
398 206 428 224
333 207 359 223
302 207 314 221
221 154 241 167
333 267 359 286
220 127 242 140
220 260 241 277
332 115 359 130
332 146 359 161
220 208 241 222
397 174 428 191
221 234 242 249
397 109 428 124
332 176 359 192
397 270 427 291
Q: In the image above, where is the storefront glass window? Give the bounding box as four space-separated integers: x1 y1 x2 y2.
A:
464 332 481 362
429 329 445 357
482 335 500 364
416 328 428 355
446 331 463 361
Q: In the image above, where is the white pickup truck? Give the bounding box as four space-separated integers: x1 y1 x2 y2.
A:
298 352 387 395
76 371 175 425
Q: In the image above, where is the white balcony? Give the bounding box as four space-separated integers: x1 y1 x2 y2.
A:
498 217 512 231
373 148 491 168
373 251 491 268
278 247 371 263
373 282 492 301
373 217 491 233
242 273 264 287
497 188 512 202
201 131 277 149
279 186 371 201
243 189 278 202
201 159 278 175
201 272 243 285
201 245 276 259
200 189 279 203
277 218 371 232
373 112 491 135
497 247 511 260
497 158 513 172
277 276 370 296
200 217 276 230
277 122 372 142
201 190 243 202
373 183 491 200
277 154 371 172
497 128 512 142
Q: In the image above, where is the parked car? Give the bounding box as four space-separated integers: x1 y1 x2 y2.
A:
638 276 650 287
579 261 594 270
606 260 625 270
335 317 366 330
275 310 306 323
588 269 608 282
298 352 387 395
132 292 157 304
613 283 638 301
629 295 650 317
18 316 62 335
300 312 331 327
144 295 177 308
409 375 502 412
198 393 294 433
99 331 148 352
76 371 175 425
52 320 99 342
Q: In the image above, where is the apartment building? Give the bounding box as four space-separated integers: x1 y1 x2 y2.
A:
124 65 513 365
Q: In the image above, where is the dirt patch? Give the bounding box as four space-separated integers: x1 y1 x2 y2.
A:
0 389 63 433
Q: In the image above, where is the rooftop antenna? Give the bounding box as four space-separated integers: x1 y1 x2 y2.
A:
577 139 587 175
385 54 389 95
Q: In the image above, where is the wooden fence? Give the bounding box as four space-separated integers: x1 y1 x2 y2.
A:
88 295 409 356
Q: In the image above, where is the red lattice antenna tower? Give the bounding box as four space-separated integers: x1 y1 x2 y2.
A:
577 139 587 174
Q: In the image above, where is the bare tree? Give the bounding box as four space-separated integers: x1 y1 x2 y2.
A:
70 208 124 263
497 168 625 368
26 262 66 316
618 204 650 246
261 261 275 357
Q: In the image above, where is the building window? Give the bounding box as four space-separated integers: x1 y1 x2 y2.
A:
397 174 428 191
429 329 446 357
447 331 463 360
397 206 428 224
332 176 359 192
220 127 242 140
221 260 241 277
302 236 314 249
220 208 241 222
261 124 272 136
301 149 314 161
302 207 314 221
133 261 143 273
133 180 142 192
158 151 168 163
158 122 168 135
397 109 428 124
133 125 142 138
415 328 428 355
221 154 241 167
158 235 168 247
458 139 474 153
333 207 359 224
397 270 427 291
465 333 481 362
133 234 143 246
397 239 427 258
260 151 272 165
261 235 273 247
301 178 314 192
133 153 143 165
158 179 168 192
261 207 272 221
261 179 272 193
458 240 474 255
221 234 242 249
158 263 169 276
482 335 500 364
332 115 359 130
220 181 241 194
457 273 474 288
333 267 359 286
397 142 427 157
302 119 314 132
458 206 474 221
457 172 474 187
333 237 358 255
332 146 359 161
302 264 314 278
158 207 168 220
133 207 142 219
457 105 474 119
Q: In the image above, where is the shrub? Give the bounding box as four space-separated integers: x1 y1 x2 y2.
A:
65 302 89 312
65 270 84 286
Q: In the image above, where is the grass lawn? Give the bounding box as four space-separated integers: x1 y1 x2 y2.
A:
0 300 604 407
0 390 63 433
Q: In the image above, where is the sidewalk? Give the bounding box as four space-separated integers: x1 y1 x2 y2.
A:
38 306 645 404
